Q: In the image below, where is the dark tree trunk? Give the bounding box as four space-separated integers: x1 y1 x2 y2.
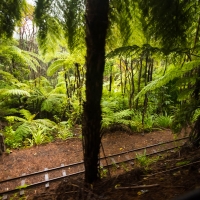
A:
0 134 5 155
136 58 143 109
142 55 148 126
82 0 109 184
129 59 135 109
119 58 124 95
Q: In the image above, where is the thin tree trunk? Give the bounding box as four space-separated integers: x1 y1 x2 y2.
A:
142 55 148 126
129 59 135 109
119 58 123 95
136 58 143 109
109 64 112 93
82 0 109 184
123 58 128 94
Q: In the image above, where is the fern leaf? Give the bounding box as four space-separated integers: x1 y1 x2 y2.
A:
134 60 200 100
15 123 31 137
0 70 19 84
47 59 70 76
34 119 56 128
5 116 26 123
19 109 35 121
5 89 30 97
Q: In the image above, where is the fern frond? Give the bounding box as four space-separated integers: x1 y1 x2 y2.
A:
15 123 31 137
5 116 26 123
47 59 69 76
177 89 194 101
19 109 36 121
135 60 200 100
34 119 56 128
0 70 19 84
107 44 161 58
4 89 30 97
41 94 66 112
21 50 41 72
113 109 133 120
107 45 140 58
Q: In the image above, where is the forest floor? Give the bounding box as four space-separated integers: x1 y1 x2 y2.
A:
0 128 200 200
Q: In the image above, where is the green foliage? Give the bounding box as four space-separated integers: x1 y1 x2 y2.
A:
9 192 27 200
176 160 190 167
136 149 149 167
136 0 196 49
15 184 29 190
136 149 158 169
27 124 52 146
135 60 200 101
56 121 73 140
4 126 22 148
4 109 56 148
99 167 108 178
0 0 26 38
154 114 172 129
34 0 85 55
192 108 200 123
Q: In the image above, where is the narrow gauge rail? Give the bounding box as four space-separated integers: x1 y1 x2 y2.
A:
0 136 189 199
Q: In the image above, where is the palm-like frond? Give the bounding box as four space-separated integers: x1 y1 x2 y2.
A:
1 89 30 97
41 94 66 112
21 50 41 72
5 116 26 123
47 59 69 76
47 50 85 76
19 109 36 121
135 60 200 100
34 119 56 128
0 0 27 38
136 0 197 49
0 70 19 84
0 44 40 73
15 123 31 137
107 44 161 58
107 45 140 58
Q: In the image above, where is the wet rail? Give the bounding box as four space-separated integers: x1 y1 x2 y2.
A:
0 136 189 199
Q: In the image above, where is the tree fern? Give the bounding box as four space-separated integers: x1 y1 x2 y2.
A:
47 50 85 76
47 59 70 76
0 44 40 73
5 116 26 123
135 60 200 100
0 0 27 38
136 0 196 49
2 89 30 97
41 94 66 113
33 119 56 128
19 109 36 121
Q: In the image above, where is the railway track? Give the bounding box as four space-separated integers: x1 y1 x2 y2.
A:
0 136 189 199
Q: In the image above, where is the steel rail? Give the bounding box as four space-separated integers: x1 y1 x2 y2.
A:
0 136 188 184
0 170 84 195
105 144 185 167
0 144 185 196
0 161 83 184
102 136 189 159
0 136 189 196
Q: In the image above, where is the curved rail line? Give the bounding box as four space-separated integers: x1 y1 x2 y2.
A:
0 136 189 198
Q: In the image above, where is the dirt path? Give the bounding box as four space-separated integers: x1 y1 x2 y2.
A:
0 129 188 199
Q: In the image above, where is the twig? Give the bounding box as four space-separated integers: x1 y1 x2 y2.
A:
162 186 185 188
115 184 159 189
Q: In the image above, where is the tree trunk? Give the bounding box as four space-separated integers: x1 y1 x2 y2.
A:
129 59 135 109
82 0 109 184
0 133 5 155
136 58 143 109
